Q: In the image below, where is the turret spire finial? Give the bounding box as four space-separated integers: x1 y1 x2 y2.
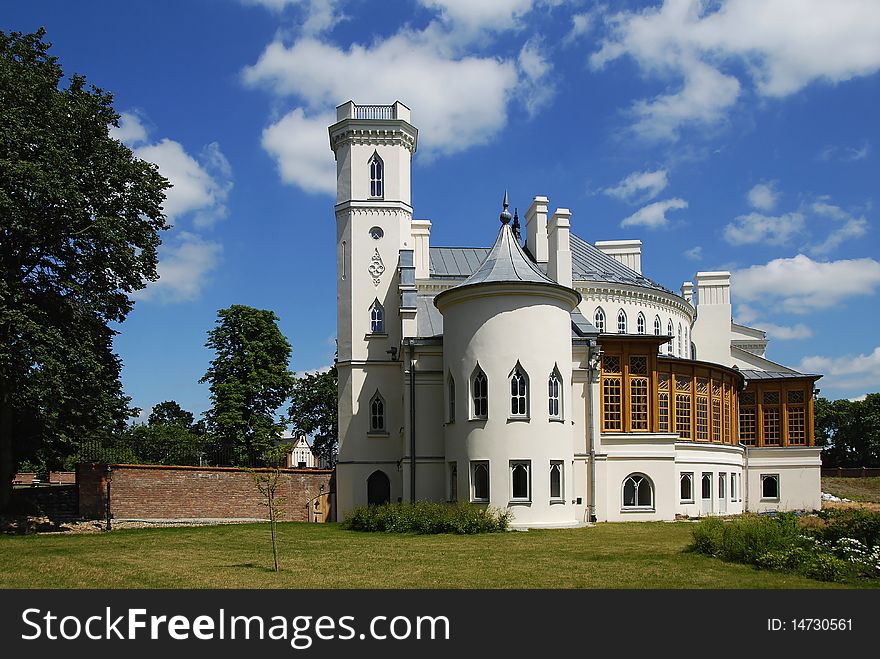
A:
500 191 512 224
512 207 521 241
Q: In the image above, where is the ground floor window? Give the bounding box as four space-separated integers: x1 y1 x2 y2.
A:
448 461 457 502
510 460 531 502
623 473 653 509
550 461 564 501
761 474 780 500
701 473 712 499
471 461 489 502
680 472 693 502
730 472 738 501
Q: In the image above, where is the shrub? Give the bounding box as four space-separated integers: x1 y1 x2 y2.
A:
814 509 880 550
342 501 511 534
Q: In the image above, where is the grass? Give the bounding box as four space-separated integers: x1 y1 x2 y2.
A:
0 520 873 589
822 477 880 504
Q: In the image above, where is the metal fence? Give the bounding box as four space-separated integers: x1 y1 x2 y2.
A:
821 467 880 478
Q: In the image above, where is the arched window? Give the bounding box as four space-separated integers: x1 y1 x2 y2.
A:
369 151 384 198
471 365 488 419
447 374 456 423
471 461 489 502
654 315 662 354
678 323 683 357
637 312 646 335
683 326 689 359
667 320 674 355
369 299 384 334
594 307 606 333
617 309 627 334
509 363 529 418
510 461 531 501
548 367 562 420
369 391 385 433
622 473 654 509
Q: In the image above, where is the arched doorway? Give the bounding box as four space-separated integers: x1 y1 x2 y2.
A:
367 470 390 506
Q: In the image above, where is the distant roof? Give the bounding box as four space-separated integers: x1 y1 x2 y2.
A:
739 369 822 381
428 233 673 294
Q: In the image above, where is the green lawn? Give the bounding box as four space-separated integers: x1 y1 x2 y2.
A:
0 521 871 589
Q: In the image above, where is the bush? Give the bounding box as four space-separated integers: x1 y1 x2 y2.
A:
688 513 803 564
342 501 512 534
814 509 880 550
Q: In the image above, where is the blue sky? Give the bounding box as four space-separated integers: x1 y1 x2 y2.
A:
5 0 880 420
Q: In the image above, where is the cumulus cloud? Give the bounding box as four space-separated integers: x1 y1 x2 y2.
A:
132 232 223 303
747 182 778 211
261 108 337 195
604 168 669 202
110 111 148 145
135 139 232 227
591 0 880 140
808 201 869 255
732 254 880 313
564 12 594 45
419 0 536 34
517 38 555 117
684 245 702 261
241 0 346 34
799 346 880 394
620 197 687 229
759 322 813 340
723 212 805 246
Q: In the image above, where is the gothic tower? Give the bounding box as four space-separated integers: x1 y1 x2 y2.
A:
328 101 418 515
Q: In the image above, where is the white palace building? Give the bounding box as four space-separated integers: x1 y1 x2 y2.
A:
330 101 822 527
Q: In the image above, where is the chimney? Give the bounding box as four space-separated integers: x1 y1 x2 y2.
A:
411 219 431 279
681 281 694 305
691 271 732 366
548 208 572 289
525 196 549 263
594 240 642 274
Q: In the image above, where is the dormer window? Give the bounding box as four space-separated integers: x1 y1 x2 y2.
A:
369 151 384 198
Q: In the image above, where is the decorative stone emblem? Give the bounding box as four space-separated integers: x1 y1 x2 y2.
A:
369 248 385 286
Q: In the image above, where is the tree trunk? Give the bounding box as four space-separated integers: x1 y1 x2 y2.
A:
0 383 15 512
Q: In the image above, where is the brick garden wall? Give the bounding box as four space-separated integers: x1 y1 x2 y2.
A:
77 463 334 522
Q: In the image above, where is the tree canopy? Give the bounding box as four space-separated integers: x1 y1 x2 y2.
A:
288 363 338 467
200 305 295 465
0 28 169 509
815 394 880 468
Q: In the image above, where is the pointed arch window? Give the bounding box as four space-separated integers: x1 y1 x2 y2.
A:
637 312 646 335
594 307 606 333
509 363 529 418
548 367 563 420
447 373 456 423
617 309 627 334
654 315 662 354
369 391 386 433
677 323 683 357
369 151 384 198
369 299 385 334
471 366 488 419
667 320 674 356
683 326 689 359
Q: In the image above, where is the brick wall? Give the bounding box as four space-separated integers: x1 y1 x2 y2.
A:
77 463 335 522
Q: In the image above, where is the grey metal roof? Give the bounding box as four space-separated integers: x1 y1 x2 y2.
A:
739 369 821 381
429 234 673 294
571 308 599 337
569 233 672 293
458 224 559 287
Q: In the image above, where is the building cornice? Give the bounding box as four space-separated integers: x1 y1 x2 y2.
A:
575 281 695 321
329 120 417 154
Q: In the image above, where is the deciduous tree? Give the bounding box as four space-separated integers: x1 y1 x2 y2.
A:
288 363 338 467
0 29 169 509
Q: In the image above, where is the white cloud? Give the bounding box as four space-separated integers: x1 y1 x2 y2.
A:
620 197 687 229
799 346 880 394
591 0 880 140
261 108 337 195
733 254 880 313
135 139 232 227
243 32 521 191
604 168 669 202
684 245 702 261
419 0 536 34
110 112 148 146
132 232 223 303
759 322 813 340
242 0 345 34
734 303 759 324
747 182 778 211
517 38 555 117
723 211 805 246
818 143 870 162
564 12 594 45
809 201 869 255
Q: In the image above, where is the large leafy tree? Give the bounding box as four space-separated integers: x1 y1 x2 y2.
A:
123 400 207 466
288 363 338 467
200 305 295 465
815 394 880 468
0 29 169 509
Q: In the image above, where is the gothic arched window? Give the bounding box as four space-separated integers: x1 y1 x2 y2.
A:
548 367 562 420
471 366 488 419
654 315 662 354
667 320 674 356
617 310 627 334
369 151 384 198
678 323 683 357
623 473 654 509
594 307 606 333
637 312 646 335
509 363 529 418
369 391 385 433
369 299 384 334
